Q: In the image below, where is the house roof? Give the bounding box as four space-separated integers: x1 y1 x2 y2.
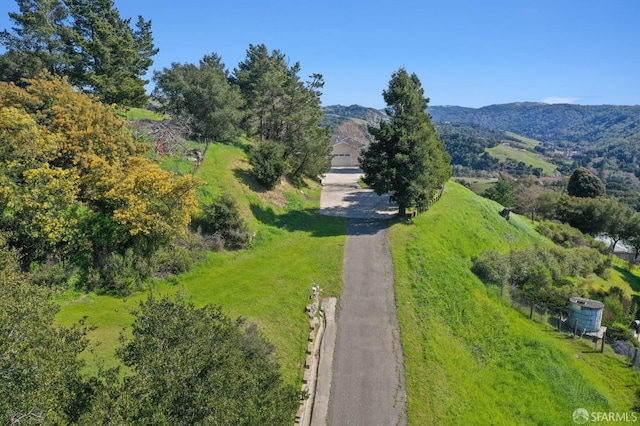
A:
330 136 366 148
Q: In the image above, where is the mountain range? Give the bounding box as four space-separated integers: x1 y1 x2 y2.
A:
323 102 640 179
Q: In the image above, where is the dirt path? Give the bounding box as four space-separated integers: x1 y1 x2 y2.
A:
313 169 406 425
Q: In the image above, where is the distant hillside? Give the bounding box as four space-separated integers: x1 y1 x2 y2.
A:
429 103 640 148
324 103 640 188
321 104 387 128
323 104 558 177
429 103 640 189
321 105 388 147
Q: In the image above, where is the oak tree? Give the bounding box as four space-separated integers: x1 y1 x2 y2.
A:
567 167 605 198
81 294 298 424
152 53 245 142
0 237 93 424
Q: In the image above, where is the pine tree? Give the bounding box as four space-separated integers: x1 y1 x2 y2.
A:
361 67 451 216
233 44 331 180
0 0 73 81
0 0 158 106
67 0 158 106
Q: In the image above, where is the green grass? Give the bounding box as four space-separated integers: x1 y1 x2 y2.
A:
117 106 164 121
391 182 640 425
505 131 541 149
592 257 640 298
487 143 558 176
56 141 347 385
452 176 497 195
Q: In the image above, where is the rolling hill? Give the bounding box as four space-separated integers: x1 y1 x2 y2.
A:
53 124 640 423
324 102 640 186
391 182 640 424
429 103 640 147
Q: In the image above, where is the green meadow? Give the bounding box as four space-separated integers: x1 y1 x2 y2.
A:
391 182 640 424
56 141 346 385
487 143 558 176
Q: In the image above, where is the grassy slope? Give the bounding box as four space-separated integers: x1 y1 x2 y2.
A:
487 143 558 176
505 131 541 149
57 141 346 385
116 106 164 121
391 182 640 425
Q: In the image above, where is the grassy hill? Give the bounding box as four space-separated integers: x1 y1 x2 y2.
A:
54 122 640 421
486 143 558 176
429 103 640 147
56 140 347 385
391 182 640 424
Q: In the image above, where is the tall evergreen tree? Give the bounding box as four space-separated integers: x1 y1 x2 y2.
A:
360 67 451 216
0 0 157 106
0 0 73 82
233 44 331 180
66 0 158 106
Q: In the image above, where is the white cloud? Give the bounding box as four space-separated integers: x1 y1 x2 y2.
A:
542 97 580 104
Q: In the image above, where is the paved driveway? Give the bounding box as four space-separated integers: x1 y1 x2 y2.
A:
312 168 407 426
319 168 397 219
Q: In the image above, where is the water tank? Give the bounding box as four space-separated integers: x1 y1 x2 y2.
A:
567 297 604 333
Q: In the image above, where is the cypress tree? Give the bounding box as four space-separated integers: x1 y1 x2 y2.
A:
361 67 451 216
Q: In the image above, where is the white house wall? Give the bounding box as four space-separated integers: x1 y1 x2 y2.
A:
331 143 359 167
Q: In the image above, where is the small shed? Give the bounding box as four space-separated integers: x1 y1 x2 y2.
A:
567 297 604 333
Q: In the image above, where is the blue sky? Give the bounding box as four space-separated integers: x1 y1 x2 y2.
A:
1 0 639 108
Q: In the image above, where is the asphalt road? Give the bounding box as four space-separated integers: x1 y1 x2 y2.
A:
317 169 407 426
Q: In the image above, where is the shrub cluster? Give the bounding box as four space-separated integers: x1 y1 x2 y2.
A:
473 245 611 313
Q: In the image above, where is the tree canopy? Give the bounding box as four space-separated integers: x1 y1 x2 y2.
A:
0 0 158 107
80 294 299 425
360 67 451 216
0 237 92 424
233 44 331 181
0 73 200 277
152 53 245 142
567 167 606 198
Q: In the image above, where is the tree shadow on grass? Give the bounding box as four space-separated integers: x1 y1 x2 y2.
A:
612 264 640 293
250 203 346 237
250 203 393 237
218 138 252 156
233 168 268 194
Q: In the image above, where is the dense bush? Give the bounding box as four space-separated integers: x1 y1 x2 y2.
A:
80 294 299 424
536 221 592 248
95 249 147 294
473 244 610 312
249 141 286 189
191 193 252 249
606 323 635 343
